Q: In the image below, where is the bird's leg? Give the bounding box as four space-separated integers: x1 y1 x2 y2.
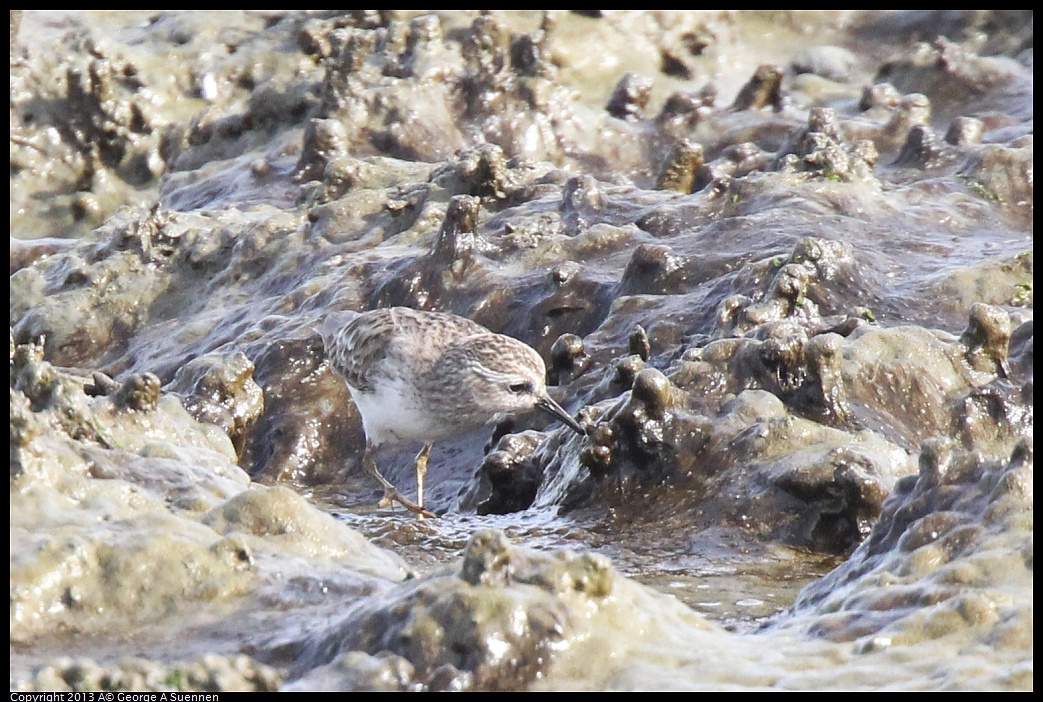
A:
362 445 436 518
415 442 432 518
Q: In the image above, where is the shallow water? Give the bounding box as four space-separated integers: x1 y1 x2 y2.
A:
323 499 844 630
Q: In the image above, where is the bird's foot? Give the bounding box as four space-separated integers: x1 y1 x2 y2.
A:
380 487 438 519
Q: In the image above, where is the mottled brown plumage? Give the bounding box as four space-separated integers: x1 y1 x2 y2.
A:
320 307 583 516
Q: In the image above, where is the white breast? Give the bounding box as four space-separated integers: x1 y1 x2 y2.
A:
348 377 446 446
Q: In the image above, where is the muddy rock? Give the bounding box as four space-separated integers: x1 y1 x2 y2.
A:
171 351 265 449
15 654 282 693
287 529 627 690
778 440 1032 663
10 10 1033 691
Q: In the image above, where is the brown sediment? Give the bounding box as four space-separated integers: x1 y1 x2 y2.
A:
10 10 1032 693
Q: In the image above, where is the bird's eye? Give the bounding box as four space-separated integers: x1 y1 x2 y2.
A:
508 381 531 394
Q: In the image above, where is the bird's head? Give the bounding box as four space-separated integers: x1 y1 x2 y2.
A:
434 333 585 434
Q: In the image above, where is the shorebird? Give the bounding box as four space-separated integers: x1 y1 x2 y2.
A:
320 307 584 517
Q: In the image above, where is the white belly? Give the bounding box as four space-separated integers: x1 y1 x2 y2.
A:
348 378 447 446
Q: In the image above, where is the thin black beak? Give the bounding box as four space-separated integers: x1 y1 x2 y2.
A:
535 394 585 435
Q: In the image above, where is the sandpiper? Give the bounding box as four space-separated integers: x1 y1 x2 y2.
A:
320 307 585 517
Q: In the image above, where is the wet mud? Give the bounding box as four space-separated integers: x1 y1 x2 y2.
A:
10 10 1032 691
